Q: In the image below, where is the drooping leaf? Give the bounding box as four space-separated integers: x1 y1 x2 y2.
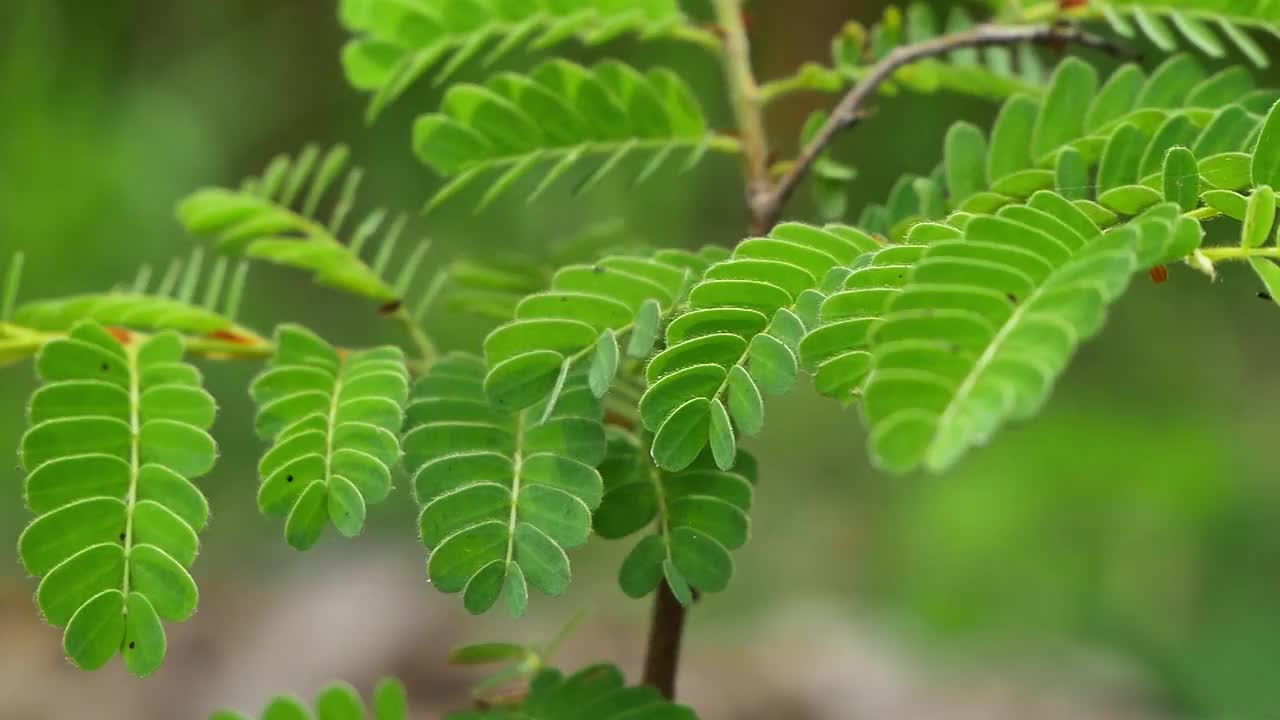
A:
597 429 754 602
861 193 1192 473
13 253 263 347
403 354 604 616
179 145 432 304
484 251 708 411
640 223 881 471
250 325 408 549
339 0 712 121
1083 2 1279 68
20 323 215 676
414 60 737 210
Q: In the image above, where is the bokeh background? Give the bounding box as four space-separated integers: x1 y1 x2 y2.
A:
3 1 1280 718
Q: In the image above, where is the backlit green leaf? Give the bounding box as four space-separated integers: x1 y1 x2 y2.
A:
19 323 215 676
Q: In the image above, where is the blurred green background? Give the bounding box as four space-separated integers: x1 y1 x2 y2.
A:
2 1 1280 718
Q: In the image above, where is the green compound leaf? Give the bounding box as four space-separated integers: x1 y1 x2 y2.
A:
12 257 262 344
179 145 432 305
915 55 1271 233
403 354 605 616
413 60 738 211
597 429 754 602
640 223 881 471
339 0 710 122
19 322 215 676
210 677 409 720
1086 2 1280 68
445 663 698 720
250 325 408 550
773 3 1045 115
800 242 929 403
483 250 713 412
862 193 1194 473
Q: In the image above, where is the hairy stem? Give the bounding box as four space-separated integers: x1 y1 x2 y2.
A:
752 22 1137 230
712 0 771 231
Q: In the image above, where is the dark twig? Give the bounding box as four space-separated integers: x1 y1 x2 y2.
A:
641 581 689 699
751 23 1139 231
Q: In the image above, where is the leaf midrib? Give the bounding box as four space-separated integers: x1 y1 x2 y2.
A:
926 237 1101 466
119 342 140 608
456 136 742 176
502 412 527 573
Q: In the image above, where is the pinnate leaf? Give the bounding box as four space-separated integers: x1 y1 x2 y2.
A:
250 325 408 549
19 322 215 676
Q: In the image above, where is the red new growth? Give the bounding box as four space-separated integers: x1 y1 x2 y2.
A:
703 11 753 38
1060 0 1088 9
107 327 133 344
207 329 257 345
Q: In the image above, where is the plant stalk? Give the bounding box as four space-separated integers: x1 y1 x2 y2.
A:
642 581 689 700
752 22 1138 230
711 0 772 232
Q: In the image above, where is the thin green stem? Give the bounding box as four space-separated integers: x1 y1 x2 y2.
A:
758 64 847 105
1199 246 1280 263
711 0 771 228
393 308 438 368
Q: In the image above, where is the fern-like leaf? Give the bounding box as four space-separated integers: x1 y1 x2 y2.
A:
441 221 656 323
861 193 1200 473
639 223 881 471
339 0 712 121
764 4 1047 106
414 60 738 211
446 663 698 720
19 322 216 676
402 353 604 616
1086 1 1279 67
211 678 408 720
596 428 757 603
13 253 262 343
480 248 722 412
798 241 930 402
179 145 432 305
250 325 409 550
862 55 1276 239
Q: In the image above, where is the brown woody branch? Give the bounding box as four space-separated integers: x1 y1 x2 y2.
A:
751 22 1139 232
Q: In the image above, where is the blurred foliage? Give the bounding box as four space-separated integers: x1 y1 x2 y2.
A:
3 0 1280 717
